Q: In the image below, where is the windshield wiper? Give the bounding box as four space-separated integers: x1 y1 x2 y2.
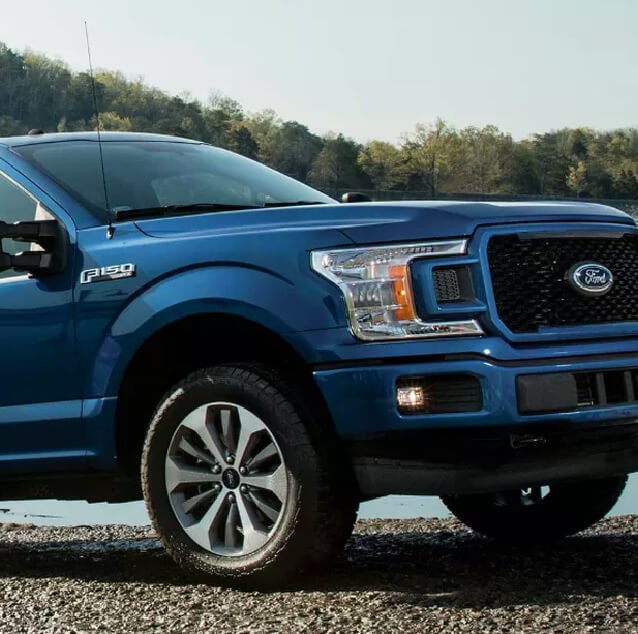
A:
115 200 328 221
115 203 261 221
260 201 328 208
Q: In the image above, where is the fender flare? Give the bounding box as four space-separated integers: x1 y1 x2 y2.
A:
88 264 342 397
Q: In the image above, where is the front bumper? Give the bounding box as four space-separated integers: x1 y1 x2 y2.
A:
313 348 638 496
314 353 638 438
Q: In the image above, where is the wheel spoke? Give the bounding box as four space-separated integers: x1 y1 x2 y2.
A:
248 490 280 523
234 410 264 466
236 493 269 552
248 443 278 470
180 407 226 466
184 492 226 548
165 456 220 491
244 464 286 503
220 409 237 454
224 502 240 549
182 487 217 515
177 436 217 466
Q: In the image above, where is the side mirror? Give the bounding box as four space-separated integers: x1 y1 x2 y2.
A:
341 192 371 203
0 219 65 275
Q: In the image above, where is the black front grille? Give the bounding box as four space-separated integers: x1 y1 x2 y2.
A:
487 233 638 333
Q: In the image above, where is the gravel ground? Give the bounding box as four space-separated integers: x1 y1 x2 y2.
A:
1 516 638 633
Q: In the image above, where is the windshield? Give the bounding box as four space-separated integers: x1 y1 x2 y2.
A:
12 140 334 221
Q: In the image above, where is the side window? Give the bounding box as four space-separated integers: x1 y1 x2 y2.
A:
0 172 39 278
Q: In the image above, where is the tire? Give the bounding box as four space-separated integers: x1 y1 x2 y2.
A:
442 475 627 543
141 365 358 588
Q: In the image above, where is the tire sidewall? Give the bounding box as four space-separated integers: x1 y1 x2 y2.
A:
142 369 323 582
443 476 627 542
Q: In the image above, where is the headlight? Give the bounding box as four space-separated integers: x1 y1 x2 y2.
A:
311 240 483 341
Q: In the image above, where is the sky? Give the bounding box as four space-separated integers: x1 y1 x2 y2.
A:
1 0 637 144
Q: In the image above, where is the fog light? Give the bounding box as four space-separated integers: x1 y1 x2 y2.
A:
397 385 426 409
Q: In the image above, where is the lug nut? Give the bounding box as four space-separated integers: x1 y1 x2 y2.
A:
227 493 236 503
212 464 221 474
225 454 235 464
240 484 248 493
239 466 247 475
214 483 221 492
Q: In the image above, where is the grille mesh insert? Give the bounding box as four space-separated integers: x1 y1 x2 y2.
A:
433 269 461 302
487 233 638 333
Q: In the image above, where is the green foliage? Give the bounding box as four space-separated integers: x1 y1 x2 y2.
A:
0 41 637 200
400 119 461 196
567 161 588 198
308 134 367 190
358 141 403 190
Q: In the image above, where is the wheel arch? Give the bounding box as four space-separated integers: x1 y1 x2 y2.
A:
113 311 339 475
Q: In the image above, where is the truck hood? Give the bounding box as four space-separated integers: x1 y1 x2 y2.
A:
134 200 634 244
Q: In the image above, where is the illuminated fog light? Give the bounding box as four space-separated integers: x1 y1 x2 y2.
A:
397 386 426 409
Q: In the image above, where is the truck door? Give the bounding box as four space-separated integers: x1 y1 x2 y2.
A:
0 166 82 474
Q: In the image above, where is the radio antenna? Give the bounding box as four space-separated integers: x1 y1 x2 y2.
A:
84 22 114 239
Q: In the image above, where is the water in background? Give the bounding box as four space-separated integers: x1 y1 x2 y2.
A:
2 473 636 526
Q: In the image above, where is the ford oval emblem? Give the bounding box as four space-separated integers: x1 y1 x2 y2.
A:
568 262 614 296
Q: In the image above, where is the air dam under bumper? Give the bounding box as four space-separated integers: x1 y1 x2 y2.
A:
313 355 638 496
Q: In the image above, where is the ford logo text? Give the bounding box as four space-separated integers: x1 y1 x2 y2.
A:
568 262 614 296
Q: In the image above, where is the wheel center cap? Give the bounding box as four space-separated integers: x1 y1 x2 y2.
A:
222 468 240 489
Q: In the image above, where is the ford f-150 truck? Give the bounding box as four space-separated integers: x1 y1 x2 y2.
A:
0 131 637 587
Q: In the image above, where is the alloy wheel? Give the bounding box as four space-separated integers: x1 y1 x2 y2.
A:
164 402 287 556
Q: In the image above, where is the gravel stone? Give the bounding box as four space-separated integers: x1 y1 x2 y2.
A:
1 515 638 633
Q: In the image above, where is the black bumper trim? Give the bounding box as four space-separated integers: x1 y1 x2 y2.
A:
349 421 638 496
355 449 638 497
517 367 638 414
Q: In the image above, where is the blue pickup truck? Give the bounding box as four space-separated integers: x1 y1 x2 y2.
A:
0 131 637 587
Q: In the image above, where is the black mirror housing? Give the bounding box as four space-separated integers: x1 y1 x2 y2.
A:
341 192 371 203
0 219 65 276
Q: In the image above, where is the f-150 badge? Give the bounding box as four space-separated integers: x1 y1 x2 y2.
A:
80 263 136 284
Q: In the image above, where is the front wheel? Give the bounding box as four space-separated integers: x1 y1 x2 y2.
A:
141 365 357 588
442 475 627 543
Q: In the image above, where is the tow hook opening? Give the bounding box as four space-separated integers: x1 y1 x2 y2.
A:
510 433 548 449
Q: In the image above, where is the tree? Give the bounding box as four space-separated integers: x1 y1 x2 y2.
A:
241 109 281 164
531 131 572 196
2 40 638 201
454 125 515 193
400 119 461 197
268 121 322 182
98 112 133 131
309 134 366 190
228 124 259 159
357 141 403 190
0 115 25 136
567 161 588 198
615 169 638 198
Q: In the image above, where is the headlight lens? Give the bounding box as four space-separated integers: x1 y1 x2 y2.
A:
311 240 483 341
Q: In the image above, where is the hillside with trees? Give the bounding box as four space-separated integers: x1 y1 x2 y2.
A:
1 42 637 201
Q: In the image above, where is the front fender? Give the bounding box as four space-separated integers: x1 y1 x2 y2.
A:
88 264 344 397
